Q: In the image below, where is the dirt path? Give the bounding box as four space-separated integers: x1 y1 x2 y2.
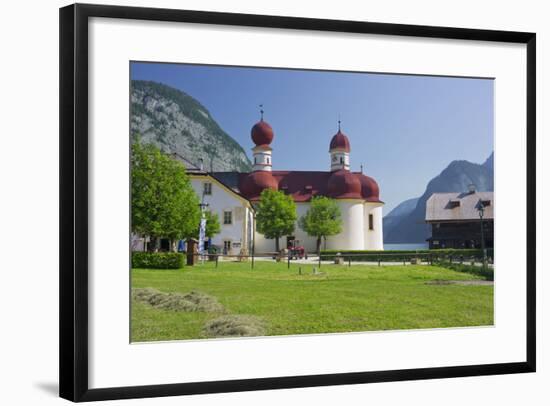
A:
426 280 494 286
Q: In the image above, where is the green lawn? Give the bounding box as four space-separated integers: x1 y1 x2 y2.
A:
131 261 493 342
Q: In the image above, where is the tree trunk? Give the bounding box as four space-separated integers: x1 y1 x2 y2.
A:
316 236 321 255
148 237 157 252
275 237 280 252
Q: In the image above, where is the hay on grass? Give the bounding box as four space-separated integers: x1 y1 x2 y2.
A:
132 288 224 313
425 280 455 285
203 315 267 338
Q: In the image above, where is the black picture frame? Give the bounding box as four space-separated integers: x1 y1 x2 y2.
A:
59 3 536 402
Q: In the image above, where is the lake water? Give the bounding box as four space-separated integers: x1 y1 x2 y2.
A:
384 243 429 251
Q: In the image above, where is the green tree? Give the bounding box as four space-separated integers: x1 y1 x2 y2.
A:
255 189 297 252
131 141 201 251
195 210 221 239
204 211 221 238
298 196 343 254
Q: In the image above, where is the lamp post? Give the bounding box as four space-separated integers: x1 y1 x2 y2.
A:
477 199 487 269
251 212 256 269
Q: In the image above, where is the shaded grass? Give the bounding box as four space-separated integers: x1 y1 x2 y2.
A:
131 262 493 342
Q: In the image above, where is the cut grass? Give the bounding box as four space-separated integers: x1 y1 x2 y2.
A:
133 288 225 312
131 261 493 342
204 315 267 338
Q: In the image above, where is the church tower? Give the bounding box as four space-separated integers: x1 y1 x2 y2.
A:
329 121 351 171
240 107 278 200
251 107 274 172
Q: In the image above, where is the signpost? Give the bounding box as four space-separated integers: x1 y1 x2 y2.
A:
198 217 206 256
198 197 209 264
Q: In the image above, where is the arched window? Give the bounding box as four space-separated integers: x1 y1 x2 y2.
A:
340 157 344 164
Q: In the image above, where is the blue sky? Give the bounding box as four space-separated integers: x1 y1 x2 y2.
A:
131 62 494 213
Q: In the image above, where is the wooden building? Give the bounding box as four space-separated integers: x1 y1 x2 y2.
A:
425 189 493 249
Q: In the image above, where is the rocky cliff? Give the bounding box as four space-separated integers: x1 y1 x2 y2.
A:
131 80 252 172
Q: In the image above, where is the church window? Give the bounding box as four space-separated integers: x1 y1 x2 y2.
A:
203 182 212 195
369 214 374 230
340 157 344 164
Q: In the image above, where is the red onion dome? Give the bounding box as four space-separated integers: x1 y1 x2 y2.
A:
239 171 278 199
251 120 274 146
329 130 350 152
356 173 380 201
327 169 362 199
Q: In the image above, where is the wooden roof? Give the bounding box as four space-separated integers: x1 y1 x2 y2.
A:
425 191 494 222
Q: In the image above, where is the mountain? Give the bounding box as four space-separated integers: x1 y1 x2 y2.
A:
384 154 494 243
383 197 419 240
483 152 494 171
131 80 252 172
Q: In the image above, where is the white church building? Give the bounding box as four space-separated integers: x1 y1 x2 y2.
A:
186 115 384 255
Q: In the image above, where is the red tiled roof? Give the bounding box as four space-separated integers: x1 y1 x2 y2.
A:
251 120 274 146
238 170 381 202
327 169 362 199
239 171 278 199
356 173 381 202
329 130 350 152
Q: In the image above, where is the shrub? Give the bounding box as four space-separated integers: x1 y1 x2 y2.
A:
433 261 494 281
132 252 184 269
320 248 493 263
208 245 219 255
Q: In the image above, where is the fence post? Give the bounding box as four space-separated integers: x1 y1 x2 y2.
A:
348 257 351 267
378 259 381 267
318 254 321 268
215 255 218 268
287 254 290 269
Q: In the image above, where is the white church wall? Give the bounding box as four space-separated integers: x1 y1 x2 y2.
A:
190 177 248 256
253 203 321 254
325 200 365 250
188 177 384 255
292 203 322 253
253 232 274 254
254 200 384 254
364 204 384 250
